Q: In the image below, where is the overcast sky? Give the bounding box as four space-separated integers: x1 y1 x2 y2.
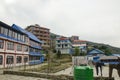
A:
0 0 120 47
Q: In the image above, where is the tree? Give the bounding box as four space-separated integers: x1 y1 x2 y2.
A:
57 50 61 58
53 49 57 53
74 47 80 56
99 46 112 56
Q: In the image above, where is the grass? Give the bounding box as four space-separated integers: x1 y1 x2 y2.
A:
23 62 72 73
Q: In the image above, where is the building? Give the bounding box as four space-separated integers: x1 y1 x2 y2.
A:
56 37 73 54
12 24 44 65
50 33 61 50
0 21 43 68
72 40 87 53
25 24 50 50
0 21 29 68
70 36 79 42
87 48 105 56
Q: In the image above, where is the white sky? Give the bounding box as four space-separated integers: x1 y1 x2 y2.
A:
0 0 120 47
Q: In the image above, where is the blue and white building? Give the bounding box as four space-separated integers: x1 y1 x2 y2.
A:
12 24 44 65
56 37 73 54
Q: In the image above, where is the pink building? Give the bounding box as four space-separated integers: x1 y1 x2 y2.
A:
0 21 29 68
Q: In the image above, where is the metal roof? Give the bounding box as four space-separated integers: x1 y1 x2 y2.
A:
88 48 104 55
12 24 42 43
26 32 43 43
100 56 119 60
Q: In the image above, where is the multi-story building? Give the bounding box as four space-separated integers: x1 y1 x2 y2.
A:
0 21 29 68
72 40 87 53
0 21 43 68
12 24 44 65
50 33 61 50
70 36 79 42
25 24 50 50
56 37 73 54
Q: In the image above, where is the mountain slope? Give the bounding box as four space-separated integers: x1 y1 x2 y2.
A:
87 41 120 54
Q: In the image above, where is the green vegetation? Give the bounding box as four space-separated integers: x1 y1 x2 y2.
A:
57 50 61 58
87 41 118 55
23 53 72 73
73 47 80 56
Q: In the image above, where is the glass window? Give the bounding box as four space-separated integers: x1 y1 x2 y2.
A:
30 47 34 52
58 44 60 47
57 40 60 43
7 41 14 50
8 30 12 37
22 35 24 42
0 55 3 65
20 35 23 41
24 56 28 63
18 34 20 40
65 44 68 47
0 26 1 34
25 36 28 42
6 56 14 64
4 28 8 36
16 56 22 63
15 32 18 39
0 40 4 49
0 27 4 34
17 44 22 51
24 46 28 52
12 31 15 38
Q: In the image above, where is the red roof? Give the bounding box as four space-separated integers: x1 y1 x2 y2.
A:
73 40 86 42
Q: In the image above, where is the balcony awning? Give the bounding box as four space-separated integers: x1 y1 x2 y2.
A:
29 52 42 56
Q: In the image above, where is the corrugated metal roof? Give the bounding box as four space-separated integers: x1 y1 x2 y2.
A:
88 48 104 55
26 32 43 43
100 56 119 60
12 24 43 43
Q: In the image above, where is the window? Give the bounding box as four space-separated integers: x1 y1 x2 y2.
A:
20 35 23 41
30 47 34 52
6 56 14 64
17 44 22 51
0 40 4 49
7 42 14 50
24 56 28 63
65 44 68 47
58 44 60 47
0 55 3 65
8 30 12 37
4 28 8 36
16 56 22 63
0 27 4 34
0 26 1 33
35 49 39 52
29 56 40 61
57 40 60 43
24 46 28 52
15 32 18 39
12 31 15 38
25 36 28 42
18 34 20 40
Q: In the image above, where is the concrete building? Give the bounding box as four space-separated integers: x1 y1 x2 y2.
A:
0 21 29 68
70 36 79 42
56 37 73 54
0 21 43 68
25 24 50 50
12 24 44 65
72 40 87 53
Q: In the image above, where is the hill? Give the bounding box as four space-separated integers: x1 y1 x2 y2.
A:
87 41 120 54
